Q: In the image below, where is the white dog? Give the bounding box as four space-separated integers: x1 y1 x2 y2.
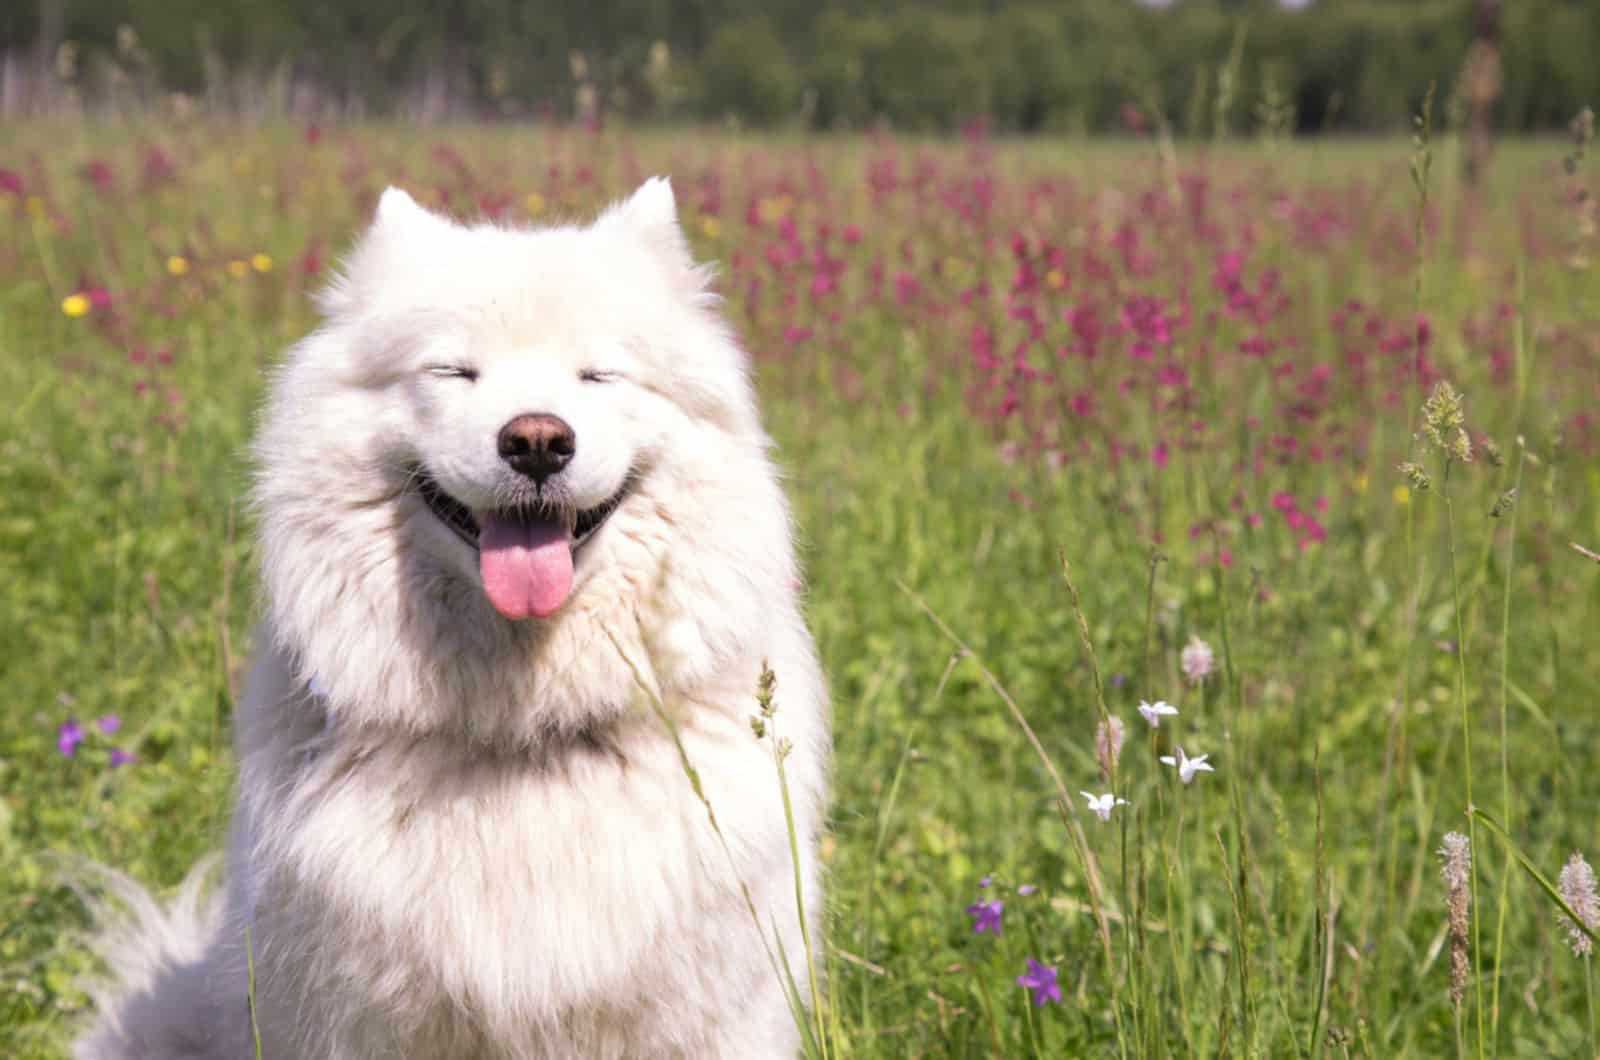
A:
76 179 829 1059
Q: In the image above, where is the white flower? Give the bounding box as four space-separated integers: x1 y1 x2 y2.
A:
1137 700 1178 728
1080 791 1129 822
1159 745 1215 784
1181 636 1215 685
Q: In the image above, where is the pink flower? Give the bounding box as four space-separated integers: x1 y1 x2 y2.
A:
1181 636 1214 685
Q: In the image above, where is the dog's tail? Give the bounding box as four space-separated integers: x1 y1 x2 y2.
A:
69 856 233 1060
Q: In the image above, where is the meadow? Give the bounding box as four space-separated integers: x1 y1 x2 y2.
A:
1 119 1598 1058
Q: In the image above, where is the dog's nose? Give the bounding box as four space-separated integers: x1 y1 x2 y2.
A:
497 414 576 483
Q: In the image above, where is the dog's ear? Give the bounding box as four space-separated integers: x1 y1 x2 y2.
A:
610 177 698 278
371 188 428 227
374 186 448 234
317 188 449 317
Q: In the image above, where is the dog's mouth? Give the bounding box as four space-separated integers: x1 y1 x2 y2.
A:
413 467 633 621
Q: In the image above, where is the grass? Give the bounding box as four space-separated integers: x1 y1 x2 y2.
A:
1 119 1598 1057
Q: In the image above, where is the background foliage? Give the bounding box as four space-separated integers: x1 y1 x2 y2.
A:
3 0 1598 133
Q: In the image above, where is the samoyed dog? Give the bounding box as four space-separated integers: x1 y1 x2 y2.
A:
76 179 828 1059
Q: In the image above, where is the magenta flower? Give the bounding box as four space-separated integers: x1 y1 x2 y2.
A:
108 748 134 768
1016 957 1061 1006
58 719 84 757
965 899 1004 935
97 714 121 734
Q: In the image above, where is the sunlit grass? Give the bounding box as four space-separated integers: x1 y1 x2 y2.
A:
2 120 1598 1057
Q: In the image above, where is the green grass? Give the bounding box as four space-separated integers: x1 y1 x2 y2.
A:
2 121 1599 1057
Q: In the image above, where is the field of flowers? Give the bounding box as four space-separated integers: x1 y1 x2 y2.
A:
1 119 1598 1058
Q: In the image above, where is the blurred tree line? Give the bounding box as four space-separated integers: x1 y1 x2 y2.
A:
3 0 1594 132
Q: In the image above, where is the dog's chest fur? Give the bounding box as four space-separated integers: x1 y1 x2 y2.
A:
233 663 809 1058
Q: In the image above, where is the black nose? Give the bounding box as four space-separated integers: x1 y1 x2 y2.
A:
497 413 576 483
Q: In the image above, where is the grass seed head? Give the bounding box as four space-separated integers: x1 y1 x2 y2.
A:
1558 851 1599 958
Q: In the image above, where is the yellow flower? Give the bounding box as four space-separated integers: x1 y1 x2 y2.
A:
25 196 46 218
251 253 273 273
227 259 249 279
1353 471 1369 494
699 216 721 238
1393 485 1411 505
525 191 545 216
61 293 90 317
166 255 189 277
1046 269 1066 290
758 196 792 224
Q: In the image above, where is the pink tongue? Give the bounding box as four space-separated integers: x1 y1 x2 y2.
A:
477 513 574 620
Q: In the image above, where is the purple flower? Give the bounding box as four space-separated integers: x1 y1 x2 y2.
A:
108 747 134 768
977 874 992 889
97 714 121 734
965 899 1004 935
58 719 84 757
1016 957 1061 1006
1016 883 1037 896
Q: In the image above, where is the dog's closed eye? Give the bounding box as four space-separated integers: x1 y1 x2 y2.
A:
579 368 623 384
424 365 480 382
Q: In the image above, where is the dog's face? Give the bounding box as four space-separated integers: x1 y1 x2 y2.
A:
294 179 758 621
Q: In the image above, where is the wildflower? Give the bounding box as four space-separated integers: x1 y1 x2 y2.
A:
1490 488 1518 519
1393 485 1412 505
166 255 190 276
1015 957 1061 1006
227 259 249 278
1180 636 1214 685
97 714 121 734
58 719 85 756
1557 852 1599 958
1438 831 1471 1004
1080 791 1129 822
977 874 993 889
1421 381 1472 464
1137 700 1178 728
749 662 775 713
109 748 134 768
525 191 546 215
1016 883 1037 896
699 216 721 238
251 253 273 273
1397 462 1432 492
1159 745 1214 784
61 293 91 317
965 899 1004 935
1094 716 1125 780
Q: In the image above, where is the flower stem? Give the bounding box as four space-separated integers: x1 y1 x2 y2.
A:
1489 443 1526 1050
1441 463 1485 1060
1588 957 1597 1060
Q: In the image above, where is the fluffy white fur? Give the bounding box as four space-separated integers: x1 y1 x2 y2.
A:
75 179 829 1059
